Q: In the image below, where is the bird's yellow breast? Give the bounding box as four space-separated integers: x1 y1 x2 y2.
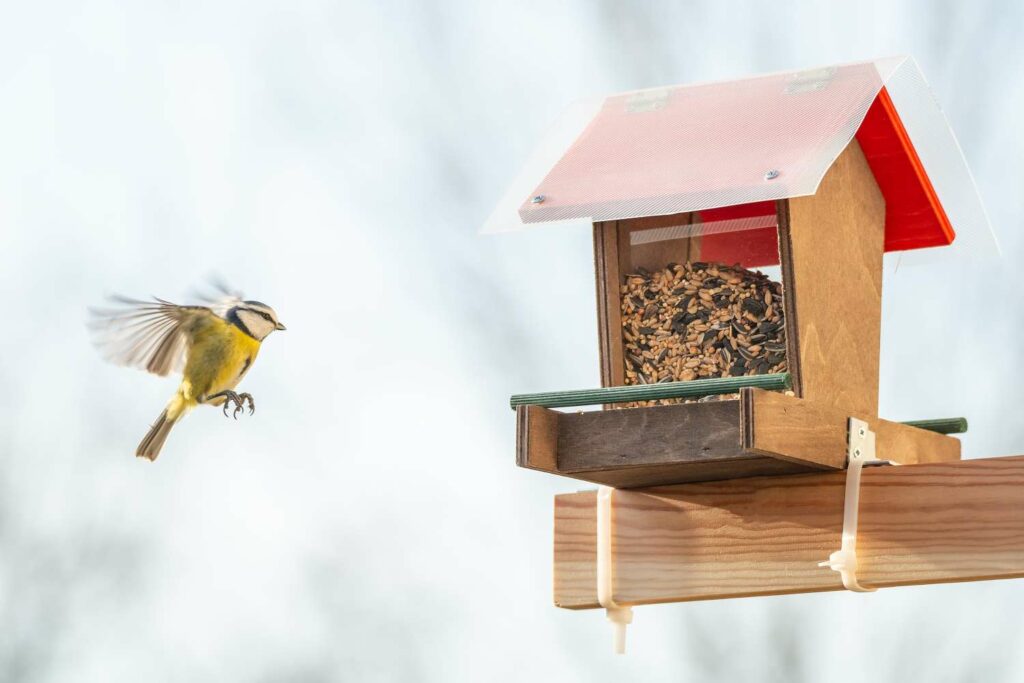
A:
180 319 262 403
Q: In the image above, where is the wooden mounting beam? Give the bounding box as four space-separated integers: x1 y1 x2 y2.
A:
553 455 1024 609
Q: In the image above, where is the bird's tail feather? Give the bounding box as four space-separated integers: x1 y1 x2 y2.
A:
137 409 176 461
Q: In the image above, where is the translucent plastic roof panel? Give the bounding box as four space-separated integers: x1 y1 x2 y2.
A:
482 56 997 261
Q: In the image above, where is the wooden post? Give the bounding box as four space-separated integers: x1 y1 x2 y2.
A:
553 455 1024 609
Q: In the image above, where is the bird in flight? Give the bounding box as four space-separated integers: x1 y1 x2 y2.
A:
90 285 286 461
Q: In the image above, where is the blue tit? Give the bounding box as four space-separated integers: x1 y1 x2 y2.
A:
90 288 285 461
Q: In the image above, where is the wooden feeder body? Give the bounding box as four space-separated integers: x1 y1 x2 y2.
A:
519 140 960 488
595 140 883 415
511 62 976 489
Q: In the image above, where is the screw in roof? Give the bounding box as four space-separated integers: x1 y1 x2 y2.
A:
531 195 545 204
764 169 780 181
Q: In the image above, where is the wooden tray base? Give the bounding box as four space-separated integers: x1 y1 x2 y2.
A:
516 388 960 488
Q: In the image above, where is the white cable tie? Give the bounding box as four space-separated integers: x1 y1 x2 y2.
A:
819 417 898 592
597 485 633 654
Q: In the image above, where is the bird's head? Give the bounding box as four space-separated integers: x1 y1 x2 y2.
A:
229 300 286 341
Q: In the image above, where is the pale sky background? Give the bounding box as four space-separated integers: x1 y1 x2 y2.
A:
2 1 1023 681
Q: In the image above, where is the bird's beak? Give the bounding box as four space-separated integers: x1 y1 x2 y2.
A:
275 322 287 331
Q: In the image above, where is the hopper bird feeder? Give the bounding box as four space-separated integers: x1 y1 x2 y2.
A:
492 56 991 488
489 56 1018 654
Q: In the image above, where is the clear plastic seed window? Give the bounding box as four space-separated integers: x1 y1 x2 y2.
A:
610 214 786 406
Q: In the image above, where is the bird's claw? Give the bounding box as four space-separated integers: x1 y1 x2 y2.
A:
220 391 255 419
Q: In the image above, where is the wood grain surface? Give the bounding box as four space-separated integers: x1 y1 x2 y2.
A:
557 400 742 470
516 400 832 488
515 405 558 472
742 388 960 467
779 140 886 416
593 221 626 388
554 455 1024 609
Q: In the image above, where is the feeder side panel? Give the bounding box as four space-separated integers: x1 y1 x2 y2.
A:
593 221 626 387
515 405 559 472
782 140 884 417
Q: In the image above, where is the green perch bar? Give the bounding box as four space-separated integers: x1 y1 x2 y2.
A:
510 373 791 409
901 417 969 435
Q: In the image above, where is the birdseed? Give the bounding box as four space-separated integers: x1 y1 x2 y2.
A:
620 262 787 406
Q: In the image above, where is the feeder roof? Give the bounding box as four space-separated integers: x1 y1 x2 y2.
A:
484 56 995 257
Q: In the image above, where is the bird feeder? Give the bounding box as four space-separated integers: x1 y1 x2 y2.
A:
493 56 993 489
488 57 1016 656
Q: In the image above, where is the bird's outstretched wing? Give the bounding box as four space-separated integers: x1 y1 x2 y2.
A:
196 277 245 318
89 296 220 377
